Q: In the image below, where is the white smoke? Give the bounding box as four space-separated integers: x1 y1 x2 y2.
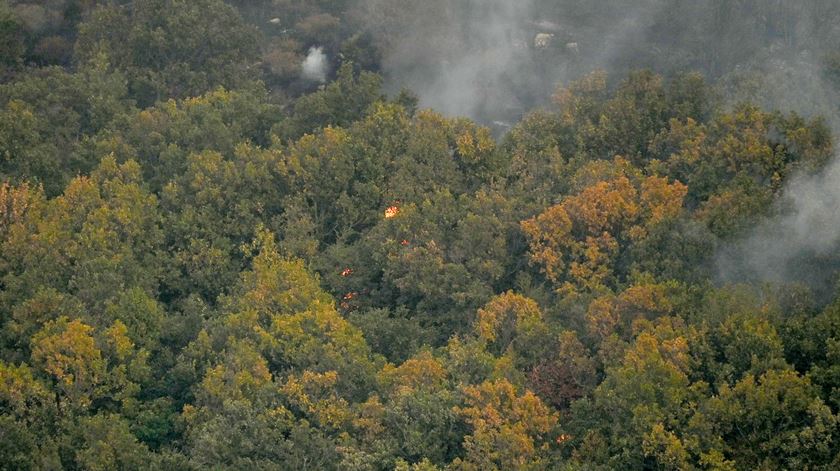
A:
715 47 840 291
354 1 840 292
717 156 840 290
359 0 672 124
775 159 840 257
302 47 328 83
361 0 539 122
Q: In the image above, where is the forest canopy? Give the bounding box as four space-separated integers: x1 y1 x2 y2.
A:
2 1 840 470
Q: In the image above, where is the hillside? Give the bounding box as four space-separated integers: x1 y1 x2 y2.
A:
2 1 840 469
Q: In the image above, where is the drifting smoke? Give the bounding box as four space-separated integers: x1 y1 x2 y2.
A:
714 35 840 291
361 0 538 122
361 1 839 121
359 0 677 124
302 47 328 83
358 0 840 290
716 156 840 292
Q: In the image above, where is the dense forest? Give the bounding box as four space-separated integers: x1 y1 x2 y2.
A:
2 1 840 469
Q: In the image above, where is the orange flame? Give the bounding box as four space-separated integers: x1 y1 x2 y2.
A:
384 206 400 219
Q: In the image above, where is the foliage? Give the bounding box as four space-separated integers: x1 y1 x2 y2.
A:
1 3 840 468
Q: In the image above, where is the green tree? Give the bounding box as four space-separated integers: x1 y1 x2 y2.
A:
76 0 260 106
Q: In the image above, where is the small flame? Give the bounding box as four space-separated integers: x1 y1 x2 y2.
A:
384 206 400 219
343 292 357 301
340 268 353 277
400 239 410 246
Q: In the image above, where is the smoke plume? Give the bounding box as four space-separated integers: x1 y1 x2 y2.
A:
302 46 328 83
357 0 840 290
717 156 840 293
